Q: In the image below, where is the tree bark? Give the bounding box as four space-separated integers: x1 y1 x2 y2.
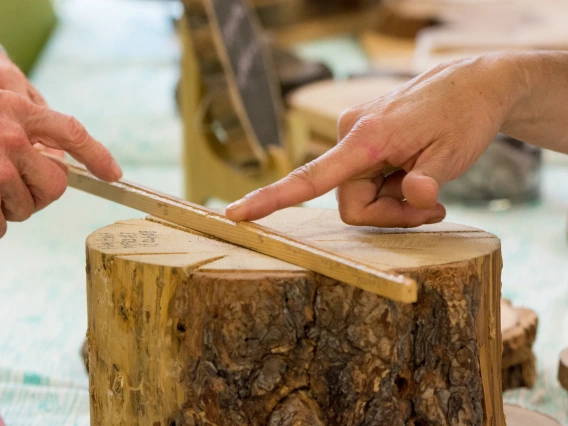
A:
86 209 505 425
500 300 538 391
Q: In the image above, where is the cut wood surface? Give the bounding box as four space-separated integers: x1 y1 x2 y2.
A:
503 404 561 426
86 210 505 425
500 300 538 390
558 347 568 391
267 5 382 46
56 155 417 302
501 300 518 333
286 76 409 141
412 2 568 73
359 31 418 74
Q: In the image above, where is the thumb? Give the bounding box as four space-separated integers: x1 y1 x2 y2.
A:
402 148 454 210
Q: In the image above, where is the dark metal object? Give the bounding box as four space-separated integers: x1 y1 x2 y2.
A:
271 46 333 97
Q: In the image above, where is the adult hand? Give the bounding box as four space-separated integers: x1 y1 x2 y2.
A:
0 52 63 158
0 52 122 238
227 54 529 227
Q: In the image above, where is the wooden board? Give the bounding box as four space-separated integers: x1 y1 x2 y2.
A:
359 31 418 75
412 2 568 73
286 76 410 141
267 6 383 46
86 210 505 425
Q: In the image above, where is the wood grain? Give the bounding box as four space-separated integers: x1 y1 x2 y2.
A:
286 76 409 141
54 155 417 302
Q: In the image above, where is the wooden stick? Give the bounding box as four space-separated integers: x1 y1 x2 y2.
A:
49 155 417 302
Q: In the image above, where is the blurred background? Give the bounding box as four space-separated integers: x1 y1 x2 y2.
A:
1 0 568 424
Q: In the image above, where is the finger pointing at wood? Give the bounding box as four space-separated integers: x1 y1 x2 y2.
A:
226 139 383 222
226 55 525 227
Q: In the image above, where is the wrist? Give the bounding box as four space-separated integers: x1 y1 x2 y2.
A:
499 51 568 137
472 53 532 134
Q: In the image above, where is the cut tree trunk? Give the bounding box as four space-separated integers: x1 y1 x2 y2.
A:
86 208 505 426
81 299 538 392
500 300 538 391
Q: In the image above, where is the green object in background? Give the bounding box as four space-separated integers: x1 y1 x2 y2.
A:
0 0 57 74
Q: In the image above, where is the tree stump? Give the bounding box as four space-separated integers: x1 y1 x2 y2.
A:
500 300 538 391
86 208 505 425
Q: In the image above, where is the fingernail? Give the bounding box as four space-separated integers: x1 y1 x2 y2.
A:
226 198 247 211
226 198 248 221
110 159 123 179
426 217 444 225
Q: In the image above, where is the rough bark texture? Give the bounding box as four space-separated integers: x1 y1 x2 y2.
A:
175 263 485 426
501 303 538 391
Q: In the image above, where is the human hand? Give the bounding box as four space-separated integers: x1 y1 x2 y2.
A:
0 52 63 157
0 53 122 238
226 54 526 227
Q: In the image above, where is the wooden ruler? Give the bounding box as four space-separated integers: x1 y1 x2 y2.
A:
51 155 417 303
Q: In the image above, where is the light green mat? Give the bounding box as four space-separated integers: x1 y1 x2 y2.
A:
0 0 568 424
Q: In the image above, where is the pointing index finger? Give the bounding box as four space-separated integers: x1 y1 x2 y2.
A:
226 141 384 221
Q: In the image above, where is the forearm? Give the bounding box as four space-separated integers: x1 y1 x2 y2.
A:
501 51 568 153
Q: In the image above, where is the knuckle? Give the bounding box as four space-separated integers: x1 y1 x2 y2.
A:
35 168 67 209
337 107 360 140
10 204 33 222
0 162 18 184
48 171 67 201
338 205 363 226
65 116 89 145
249 183 282 210
1 127 28 152
0 89 24 108
287 163 318 198
339 115 379 150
